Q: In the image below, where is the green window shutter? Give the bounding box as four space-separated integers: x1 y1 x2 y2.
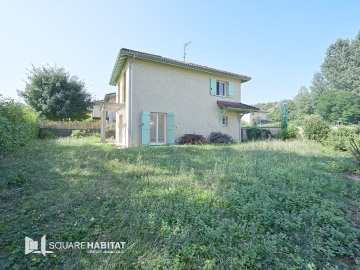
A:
167 113 175 145
228 82 235 98
141 111 150 146
210 79 216 96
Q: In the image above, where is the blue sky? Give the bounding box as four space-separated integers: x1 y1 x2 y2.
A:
1 0 359 105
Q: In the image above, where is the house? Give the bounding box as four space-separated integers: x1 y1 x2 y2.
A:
108 48 259 147
104 92 116 123
90 101 102 120
90 93 117 122
242 110 270 126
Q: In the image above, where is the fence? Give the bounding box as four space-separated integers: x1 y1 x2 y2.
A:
39 121 115 138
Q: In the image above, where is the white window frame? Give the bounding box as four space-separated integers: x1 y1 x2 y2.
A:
222 116 228 127
150 113 167 146
217 81 227 97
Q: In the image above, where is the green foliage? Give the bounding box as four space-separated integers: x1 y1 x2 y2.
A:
316 90 360 124
303 115 330 142
253 101 278 111
277 125 298 140
71 129 86 138
252 117 260 127
0 95 39 154
245 127 271 141
292 86 315 123
349 137 360 166
267 100 296 123
310 31 360 105
321 32 360 94
39 130 54 139
325 126 358 151
17 64 94 121
1 138 359 269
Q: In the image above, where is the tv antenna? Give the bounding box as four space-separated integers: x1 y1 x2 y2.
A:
183 41 192 62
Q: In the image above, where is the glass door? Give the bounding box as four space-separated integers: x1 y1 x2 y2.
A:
150 113 166 145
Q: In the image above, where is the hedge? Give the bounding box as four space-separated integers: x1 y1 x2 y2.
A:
0 96 39 154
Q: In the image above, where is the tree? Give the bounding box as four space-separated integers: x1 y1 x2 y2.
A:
310 72 330 105
316 90 360 124
292 86 315 122
18 65 94 121
321 33 360 94
267 100 296 123
310 31 360 97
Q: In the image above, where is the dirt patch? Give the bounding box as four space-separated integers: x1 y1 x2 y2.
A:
347 173 360 182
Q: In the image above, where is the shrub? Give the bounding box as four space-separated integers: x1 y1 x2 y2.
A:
245 128 271 141
0 96 39 154
71 129 86 138
246 127 261 140
208 132 233 143
277 125 298 140
302 114 330 142
39 130 54 139
178 134 208 145
349 137 360 166
325 126 358 151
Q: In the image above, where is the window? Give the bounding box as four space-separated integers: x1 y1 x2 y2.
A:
210 79 234 98
217 81 226 97
222 116 228 127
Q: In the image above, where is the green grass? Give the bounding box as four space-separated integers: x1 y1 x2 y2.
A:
1 137 360 269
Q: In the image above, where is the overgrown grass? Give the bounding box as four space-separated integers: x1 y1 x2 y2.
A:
1 137 360 269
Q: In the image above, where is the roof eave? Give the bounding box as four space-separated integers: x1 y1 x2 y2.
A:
109 49 252 86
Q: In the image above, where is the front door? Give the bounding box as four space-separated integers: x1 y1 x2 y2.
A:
150 113 166 145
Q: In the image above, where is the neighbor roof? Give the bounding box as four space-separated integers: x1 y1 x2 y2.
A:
217 100 260 112
109 48 251 86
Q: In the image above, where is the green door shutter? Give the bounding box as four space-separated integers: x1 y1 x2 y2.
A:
141 111 150 146
228 82 235 98
210 79 216 96
167 113 175 145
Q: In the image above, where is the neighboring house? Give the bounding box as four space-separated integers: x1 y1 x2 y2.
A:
108 48 259 147
91 93 117 122
91 100 102 120
242 110 269 126
104 92 116 123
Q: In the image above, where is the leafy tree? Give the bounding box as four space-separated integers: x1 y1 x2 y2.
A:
18 65 94 121
321 33 360 94
310 72 330 105
316 90 360 124
302 114 330 142
253 101 278 111
292 86 315 123
310 31 360 97
267 100 296 123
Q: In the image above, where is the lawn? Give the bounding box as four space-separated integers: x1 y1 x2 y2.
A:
1 137 359 269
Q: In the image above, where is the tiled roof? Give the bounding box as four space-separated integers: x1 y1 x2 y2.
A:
217 100 260 111
109 48 251 85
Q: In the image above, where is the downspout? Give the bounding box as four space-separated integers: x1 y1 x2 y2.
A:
239 113 243 143
130 55 135 147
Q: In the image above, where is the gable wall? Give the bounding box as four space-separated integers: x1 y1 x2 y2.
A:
131 58 244 146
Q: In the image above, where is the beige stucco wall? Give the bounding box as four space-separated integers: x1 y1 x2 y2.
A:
115 63 130 146
91 103 102 119
125 58 246 146
242 111 268 125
